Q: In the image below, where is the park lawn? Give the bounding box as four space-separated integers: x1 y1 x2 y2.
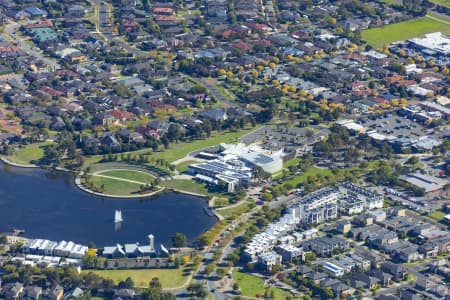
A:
10 141 53 165
281 167 334 188
283 157 300 169
429 210 446 222
431 0 450 7
217 201 251 219
160 179 209 195
86 268 188 288
362 15 450 48
234 271 297 300
97 169 155 183
85 126 259 166
151 127 259 163
89 176 143 195
174 160 199 172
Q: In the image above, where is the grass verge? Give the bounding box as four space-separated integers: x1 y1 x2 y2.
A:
160 179 209 195
428 210 446 222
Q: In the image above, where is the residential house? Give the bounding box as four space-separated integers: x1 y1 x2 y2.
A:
381 262 407 281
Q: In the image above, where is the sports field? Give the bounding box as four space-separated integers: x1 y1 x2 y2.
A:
362 15 450 48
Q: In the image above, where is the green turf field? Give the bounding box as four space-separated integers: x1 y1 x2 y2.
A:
362 15 450 48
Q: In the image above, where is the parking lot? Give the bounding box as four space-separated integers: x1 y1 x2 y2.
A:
359 114 437 140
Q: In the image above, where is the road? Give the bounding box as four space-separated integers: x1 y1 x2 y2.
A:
4 22 60 70
171 185 294 299
94 0 147 57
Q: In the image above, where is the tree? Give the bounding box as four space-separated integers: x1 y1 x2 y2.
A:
118 277 135 289
216 268 226 278
187 283 207 298
204 263 216 276
171 233 188 248
261 192 273 201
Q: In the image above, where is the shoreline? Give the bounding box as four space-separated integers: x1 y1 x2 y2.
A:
1 157 223 220
0 156 39 168
75 175 167 199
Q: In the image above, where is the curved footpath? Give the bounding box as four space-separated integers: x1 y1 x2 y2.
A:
74 175 165 199
0 156 39 168
2 155 224 220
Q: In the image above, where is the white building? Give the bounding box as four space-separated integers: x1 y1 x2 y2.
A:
258 251 282 271
22 239 87 259
322 261 345 277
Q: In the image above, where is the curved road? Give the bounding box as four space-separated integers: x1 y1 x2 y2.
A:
4 21 60 70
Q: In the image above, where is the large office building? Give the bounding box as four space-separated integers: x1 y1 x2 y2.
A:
408 32 450 57
188 143 284 191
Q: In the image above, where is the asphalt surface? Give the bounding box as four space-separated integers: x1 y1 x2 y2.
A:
95 0 145 57
5 22 60 70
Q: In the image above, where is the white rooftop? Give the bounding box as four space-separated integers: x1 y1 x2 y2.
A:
409 32 450 55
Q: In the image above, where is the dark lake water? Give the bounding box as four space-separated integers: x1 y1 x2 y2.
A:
0 163 217 247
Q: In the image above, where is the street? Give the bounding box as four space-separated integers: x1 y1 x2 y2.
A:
4 22 60 70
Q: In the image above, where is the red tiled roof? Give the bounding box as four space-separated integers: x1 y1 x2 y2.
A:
107 109 136 120
155 15 177 22
152 7 173 13
232 42 252 52
23 19 53 30
40 86 64 97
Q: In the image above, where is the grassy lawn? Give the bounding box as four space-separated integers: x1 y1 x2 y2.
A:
234 271 297 299
362 15 450 48
281 167 334 188
431 0 450 7
89 176 143 195
10 141 53 165
428 210 446 222
217 201 252 219
174 160 199 172
86 127 259 166
151 127 258 163
86 268 188 288
160 179 209 195
97 169 155 183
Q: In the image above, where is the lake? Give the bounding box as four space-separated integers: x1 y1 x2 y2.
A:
0 163 217 247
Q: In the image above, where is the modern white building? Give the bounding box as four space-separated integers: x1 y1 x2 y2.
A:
189 143 284 191
219 143 284 174
258 251 282 271
22 239 87 259
322 261 345 277
102 234 156 258
408 32 450 57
